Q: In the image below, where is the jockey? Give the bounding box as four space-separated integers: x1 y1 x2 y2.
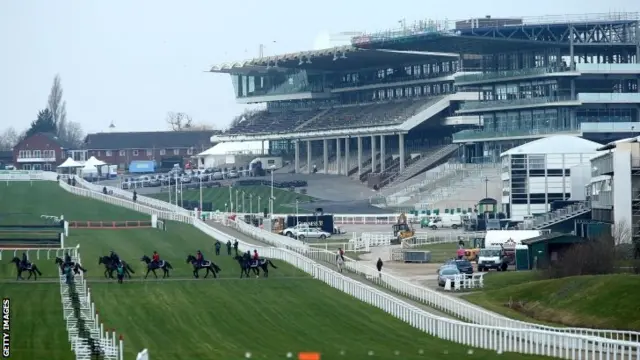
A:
253 249 259 261
196 250 204 267
152 251 160 266
21 252 29 268
110 250 120 265
64 252 72 265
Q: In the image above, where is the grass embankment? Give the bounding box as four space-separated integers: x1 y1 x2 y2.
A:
464 272 640 330
148 185 314 214
0 183 552 360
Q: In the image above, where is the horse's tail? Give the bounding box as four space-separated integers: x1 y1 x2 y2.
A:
213 263 221 272
33 265 43 276
165 261 173 269
126 263 135 274
268 260 278 269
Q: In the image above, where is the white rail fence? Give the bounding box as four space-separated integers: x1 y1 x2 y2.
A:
59 245 124 360
56 178 640 359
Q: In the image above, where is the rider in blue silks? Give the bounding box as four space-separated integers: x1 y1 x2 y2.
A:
110 250 120 265
64 252 72 266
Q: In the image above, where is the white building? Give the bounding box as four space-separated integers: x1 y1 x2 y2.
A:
196 141 267 169
501 135 601 221
589 137 640 243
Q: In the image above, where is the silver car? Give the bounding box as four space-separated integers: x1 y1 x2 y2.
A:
437 266 461 287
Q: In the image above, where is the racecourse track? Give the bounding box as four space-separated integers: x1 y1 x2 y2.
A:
0 275 313 284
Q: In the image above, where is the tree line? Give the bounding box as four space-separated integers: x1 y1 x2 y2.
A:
0 75 84 150
0 75 217 151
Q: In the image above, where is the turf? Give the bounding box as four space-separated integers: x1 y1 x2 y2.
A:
0 283 73 360
464 274 640 331
148 185 314 214
415 242 460 263
0 183 551 360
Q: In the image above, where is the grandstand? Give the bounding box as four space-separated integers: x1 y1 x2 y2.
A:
210 12 640 214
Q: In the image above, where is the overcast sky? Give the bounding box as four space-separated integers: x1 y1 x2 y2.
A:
1 0 637 135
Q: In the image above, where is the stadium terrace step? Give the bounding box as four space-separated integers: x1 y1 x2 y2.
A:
531 202 592 229
227 108 325 135
385 144 459 188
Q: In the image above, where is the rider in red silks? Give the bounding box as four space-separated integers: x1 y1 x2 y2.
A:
152 251 160 266
253 250 259 261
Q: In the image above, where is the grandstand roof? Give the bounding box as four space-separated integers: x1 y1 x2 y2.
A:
209 46 457 73
501 135 601 156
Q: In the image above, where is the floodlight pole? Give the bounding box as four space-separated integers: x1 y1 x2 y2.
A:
228 185 233 213
199 178 203 214
242 191 245 213
250 194 253 214
484 176 489 198
174 173 178 207
235 190 239 213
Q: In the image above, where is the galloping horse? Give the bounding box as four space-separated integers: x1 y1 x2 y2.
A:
140 255 173 279
98 256 135 279
233 255 278 278
55 257 87 275
186 254 221 279
10 257 42 280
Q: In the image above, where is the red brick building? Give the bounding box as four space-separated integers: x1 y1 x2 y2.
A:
84 130 218 170
12 133 68 171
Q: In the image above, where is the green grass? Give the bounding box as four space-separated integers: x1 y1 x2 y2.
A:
464 274 640 330
0 183 552 360
0 283 73 360
148 185 314 214
415 242 459 263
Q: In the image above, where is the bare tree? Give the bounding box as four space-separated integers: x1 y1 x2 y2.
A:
166 112 193 131
64 121 85 148
0 127 19 150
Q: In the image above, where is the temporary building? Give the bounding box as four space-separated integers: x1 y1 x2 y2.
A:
85 156 106 167
57 157 82 169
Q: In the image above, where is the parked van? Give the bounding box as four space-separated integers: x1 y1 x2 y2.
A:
428 214 463 230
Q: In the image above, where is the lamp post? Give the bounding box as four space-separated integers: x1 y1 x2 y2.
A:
242 191 245 213
296 198 299 218
249 194 253 214
257 195 261 215
174 173 179 207
270 165 275 201
228 185 233 213
235 190 239 213
484 176 489 198
199 176 203 213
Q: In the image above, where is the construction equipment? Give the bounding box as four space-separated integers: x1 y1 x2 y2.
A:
392 213 416 244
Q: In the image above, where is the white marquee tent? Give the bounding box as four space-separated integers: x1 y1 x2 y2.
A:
57 157 83 169
85 156 106 167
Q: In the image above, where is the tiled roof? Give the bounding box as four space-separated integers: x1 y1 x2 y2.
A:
84 131 218 150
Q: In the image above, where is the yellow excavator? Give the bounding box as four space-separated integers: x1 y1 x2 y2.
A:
391 213 416 244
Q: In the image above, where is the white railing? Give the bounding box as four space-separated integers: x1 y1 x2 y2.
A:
226 217 640 343
55 177 640 358
59 246 123 360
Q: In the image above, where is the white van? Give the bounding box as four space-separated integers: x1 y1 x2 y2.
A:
429 214 463 230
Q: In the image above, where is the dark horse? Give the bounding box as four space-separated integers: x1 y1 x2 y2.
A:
140 255 173 279
55 257 87 275
233 255 278 278
186 255 221 279
10 257 42 280
98 256 135 279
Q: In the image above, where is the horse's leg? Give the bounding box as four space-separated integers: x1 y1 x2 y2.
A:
210 266 217 278
144 268 150 279
152 269 158 279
